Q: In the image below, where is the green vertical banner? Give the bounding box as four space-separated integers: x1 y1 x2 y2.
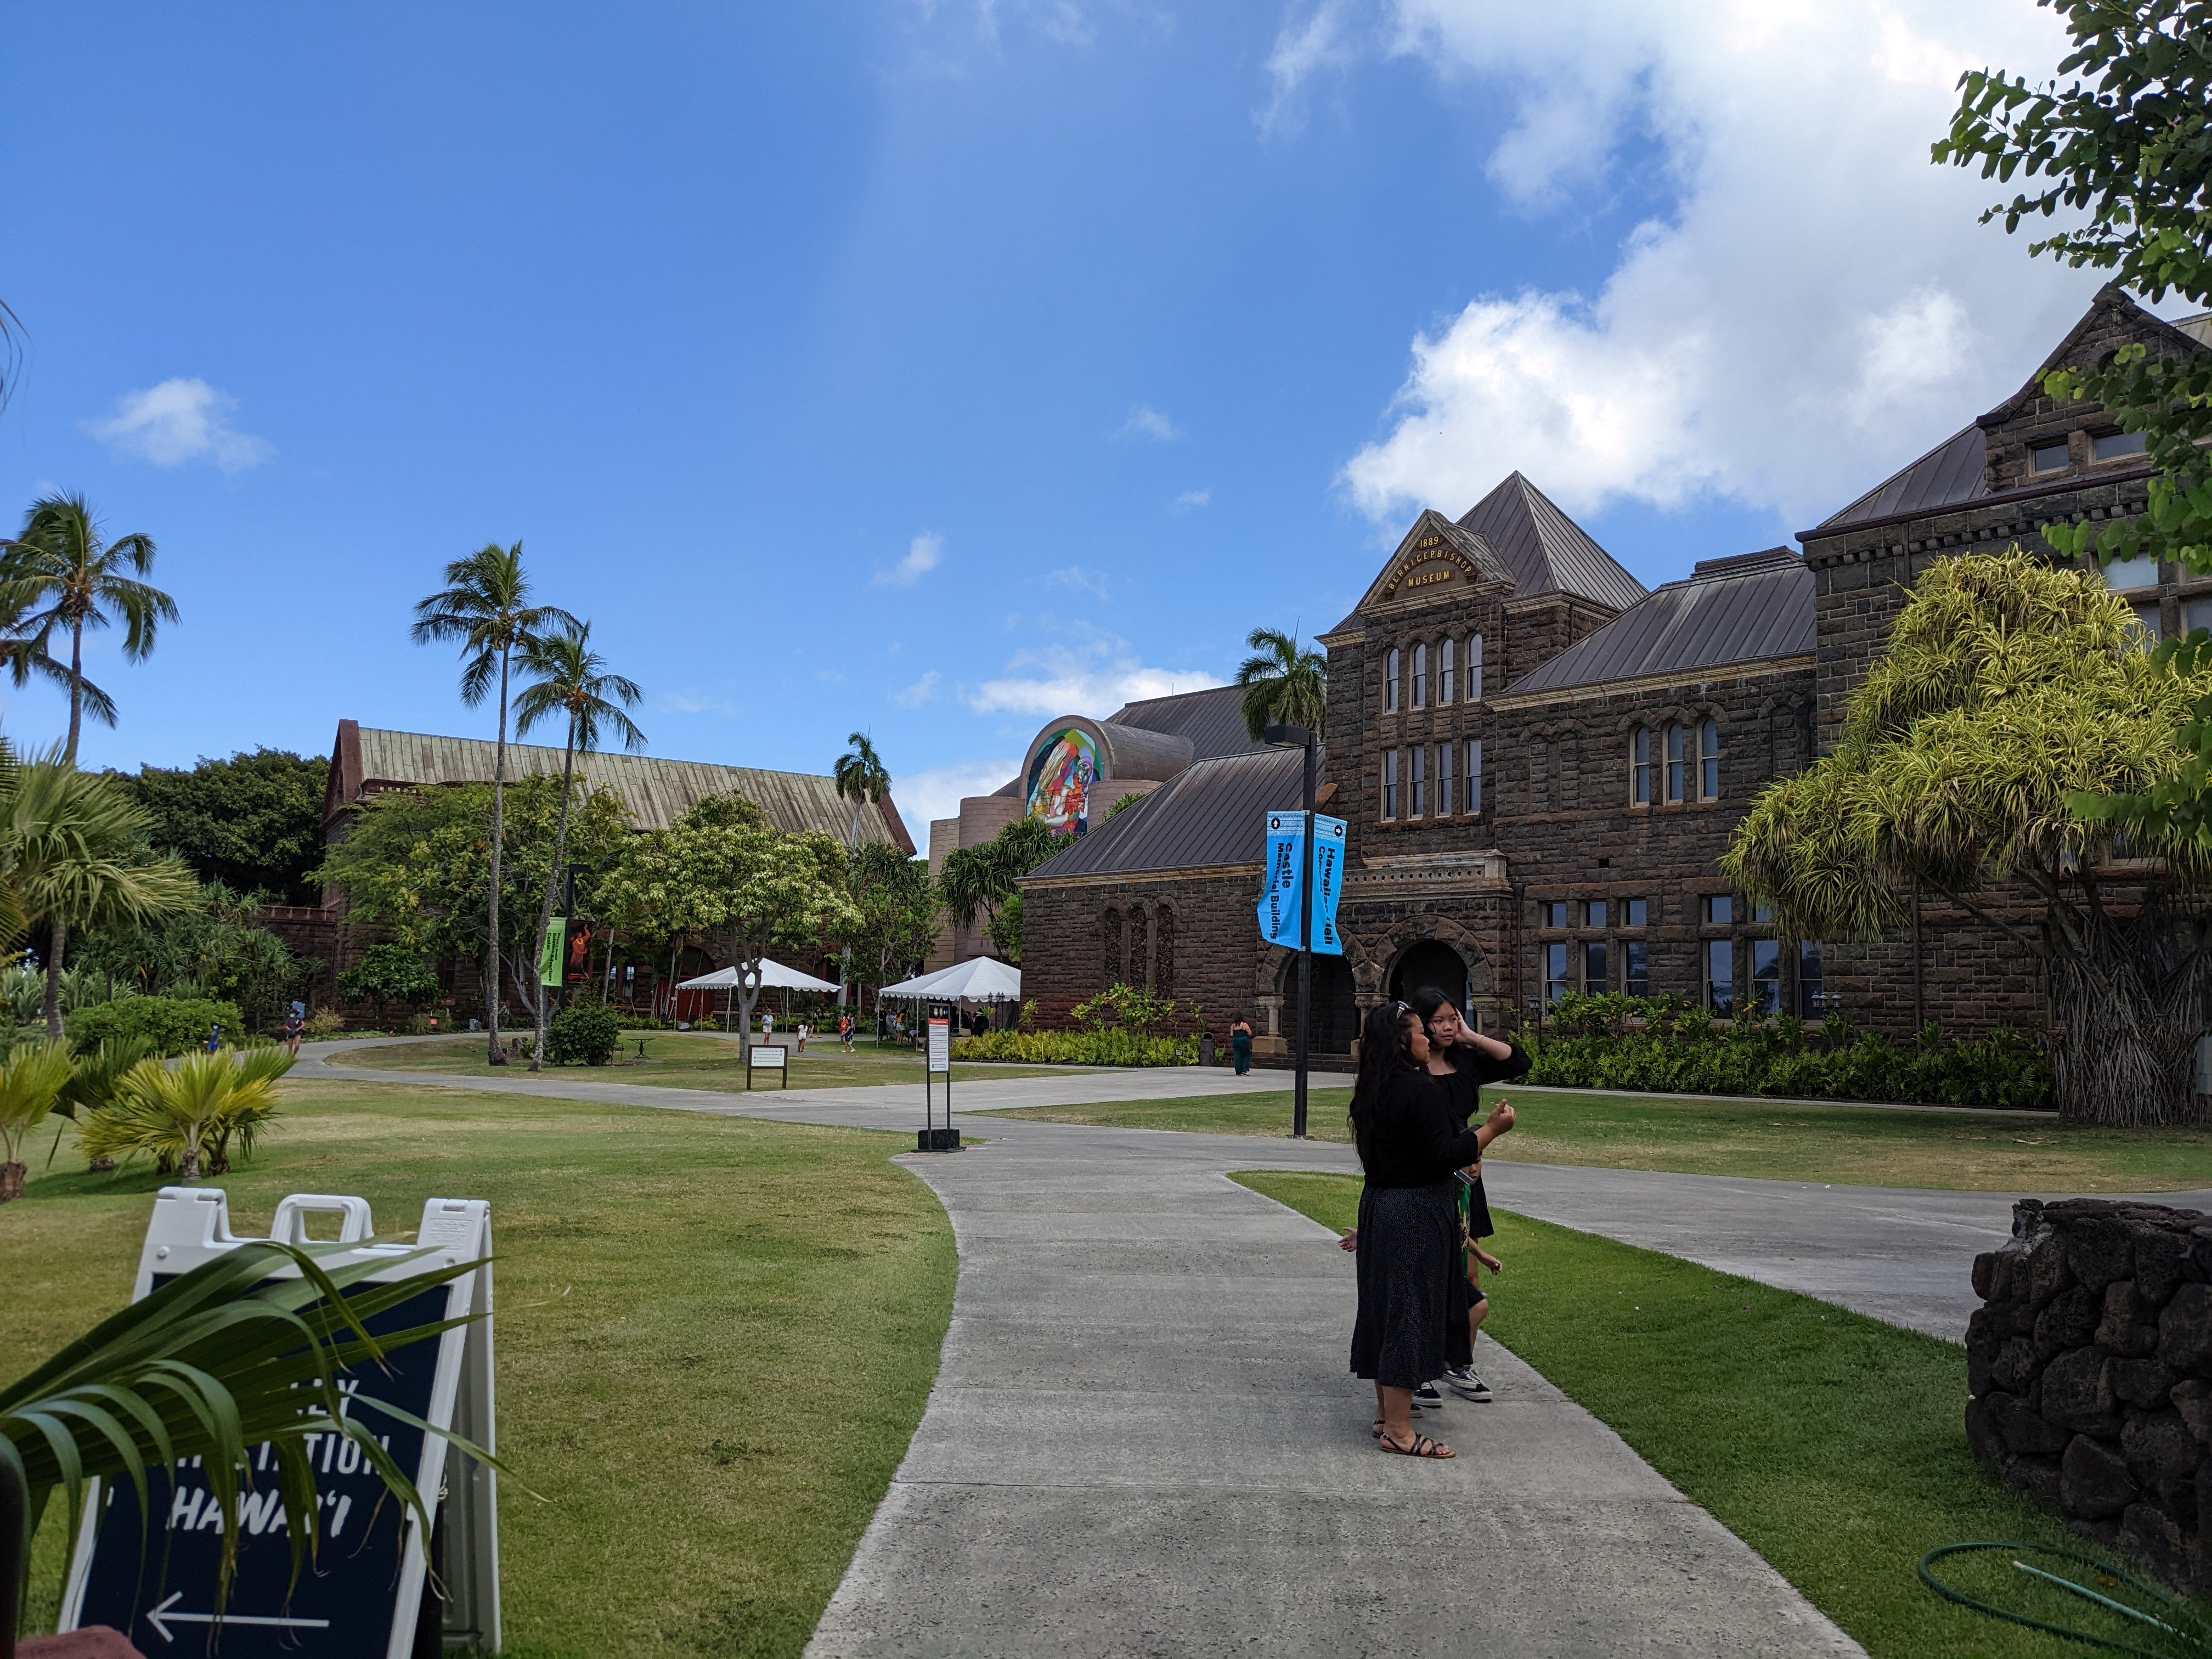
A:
539 916 565 986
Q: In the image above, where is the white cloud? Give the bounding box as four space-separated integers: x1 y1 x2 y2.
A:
1261 0 1358 136
660 690 740 716
1114 404 1182 442
1291 0 2095 531
893 757 1024 830
84 378 274 471
873 532 945 588
1170 488 1211 513
965 635 1222 716
1045 565 1111 600
893 670 943 708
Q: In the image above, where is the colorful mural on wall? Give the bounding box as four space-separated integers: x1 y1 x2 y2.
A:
1026 727 1099 837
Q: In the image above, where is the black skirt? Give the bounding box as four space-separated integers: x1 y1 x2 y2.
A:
1350 1180 1458 1389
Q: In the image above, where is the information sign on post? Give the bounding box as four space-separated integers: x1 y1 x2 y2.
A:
58 1188 500 1659
917 1008 960 1152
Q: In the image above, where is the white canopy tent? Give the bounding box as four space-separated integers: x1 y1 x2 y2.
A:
882 956 1022 1003
676 958 842 1034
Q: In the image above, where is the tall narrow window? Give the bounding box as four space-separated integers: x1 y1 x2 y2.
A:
1383 749 1399 818
1706 939 1734 1013
1412 643 1427 708
1585 899 1607 928
1624 898 1647 927
1631 727 1651 805
1466 740 1483 812
1699 718 1720 799
1583 940 1608 994
1624 940 1650 997
1439 637 1455 704
1544 943 1570 1007
1410 745 1427 816
1437 741 1455 815
1751 940 1780 1017
1796 940 1824 1018
1469 634 1485 701
1664 724 1685 802
1384 648 1400 713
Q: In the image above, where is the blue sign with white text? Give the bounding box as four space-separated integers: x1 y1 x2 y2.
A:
1310 814 1345 956
1258 812 1346 954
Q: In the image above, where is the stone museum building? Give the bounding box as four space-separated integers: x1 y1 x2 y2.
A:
945 287 2212 1061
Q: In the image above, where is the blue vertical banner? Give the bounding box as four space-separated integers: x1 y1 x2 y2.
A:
1256 812 1305 947
1310 814 1346 955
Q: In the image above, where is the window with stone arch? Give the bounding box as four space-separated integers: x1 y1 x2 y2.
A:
1384 647 1401 713
1411 642 1427 708
1101 907 1125 984
1630 726 1652 805
1151 906 1175 996
1699 717 1720 799
1467 633 1484 701
1439 637 1455 704
1664 723 1686 803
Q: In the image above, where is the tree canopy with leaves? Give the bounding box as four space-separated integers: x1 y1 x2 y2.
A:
599 793 857 1049
1722 551 2212 1126
120 748 328 904
1235 627 1327 742
938 814 1058 963
843 841 939 1001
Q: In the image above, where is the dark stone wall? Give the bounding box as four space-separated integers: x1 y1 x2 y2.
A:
1021 872 1262 1036
1967 1198 2212 1592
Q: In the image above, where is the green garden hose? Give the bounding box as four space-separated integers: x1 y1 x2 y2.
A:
1918 1542 2212 1657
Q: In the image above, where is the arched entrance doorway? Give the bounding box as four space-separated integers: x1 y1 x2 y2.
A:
1389 940 1468 1011
1279 953 1359 1054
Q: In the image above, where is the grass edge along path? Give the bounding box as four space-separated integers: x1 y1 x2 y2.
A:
5 1080 957 1659
1229 1169 2167 1659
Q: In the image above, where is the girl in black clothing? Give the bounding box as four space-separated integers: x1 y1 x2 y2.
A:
1409 988 1528 1399
1345 1001 1487 1458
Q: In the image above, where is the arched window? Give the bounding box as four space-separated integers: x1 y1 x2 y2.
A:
1664 724 1686 803
1468 634 1485 701
1384 647 1400 713
1439 637 1456 704
1101 907 1125 984
1699 718 1720 799
1152 907 1175 995
1412 642 1428 708
1630 727 1651 805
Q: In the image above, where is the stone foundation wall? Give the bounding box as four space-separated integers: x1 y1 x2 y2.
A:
1966 1198 2212 1592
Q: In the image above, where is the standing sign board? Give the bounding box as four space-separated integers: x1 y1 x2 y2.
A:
59 1188 500 1658
918 1011 960 1151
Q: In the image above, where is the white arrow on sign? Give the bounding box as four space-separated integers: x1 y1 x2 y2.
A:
144 1590 332 1644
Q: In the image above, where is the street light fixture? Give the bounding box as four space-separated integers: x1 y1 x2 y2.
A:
1263 721 1316 1139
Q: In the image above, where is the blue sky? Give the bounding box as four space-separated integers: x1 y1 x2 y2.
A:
0 1 2120 827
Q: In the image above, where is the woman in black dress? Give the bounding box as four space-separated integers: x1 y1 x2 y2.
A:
1346 1001 1488 1457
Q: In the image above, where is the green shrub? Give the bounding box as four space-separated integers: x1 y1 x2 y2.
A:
1524 992 2052 1110
545 1003 622 1066
338 943 439 1009
65 996 247 1058
952 1029 1196 1066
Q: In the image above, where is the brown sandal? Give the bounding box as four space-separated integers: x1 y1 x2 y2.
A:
1378 1430 1454 1458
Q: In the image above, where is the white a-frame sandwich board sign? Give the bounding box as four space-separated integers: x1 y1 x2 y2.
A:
58 1187 501 1657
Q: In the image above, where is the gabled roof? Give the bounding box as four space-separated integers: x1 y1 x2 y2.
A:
1103 684 1263 761
1501 549 1813 697
1019 746 1311 882
1458 472 1647 611
1817 424 1988 531
325 720 916 853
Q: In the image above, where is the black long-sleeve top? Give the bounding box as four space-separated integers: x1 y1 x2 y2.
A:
1433 1039 1532 1128
1357 1068 1487 1188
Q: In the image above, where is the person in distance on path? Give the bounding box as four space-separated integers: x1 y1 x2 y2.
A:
1409 989 1526 1402
1345 1001 1489 1458
1228 1017 1253 1076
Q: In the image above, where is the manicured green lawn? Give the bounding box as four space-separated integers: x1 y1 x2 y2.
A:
341 1031 1070 1091
4 1078 956 1659
988 1085 2212 1192
1232 1170 2182 1658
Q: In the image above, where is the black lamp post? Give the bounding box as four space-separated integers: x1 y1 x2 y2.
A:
1263 721 1316 1139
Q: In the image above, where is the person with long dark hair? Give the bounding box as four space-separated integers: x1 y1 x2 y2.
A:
1408 988 1527 1401
1345 1000 1488 1457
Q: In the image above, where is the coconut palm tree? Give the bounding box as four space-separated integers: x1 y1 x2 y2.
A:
514 623 644 1070
0 492 178 762
833 732 891 1005
411 544 577 1064
2 752 198 1037
1235 627 1327 742
0 1038 74 1200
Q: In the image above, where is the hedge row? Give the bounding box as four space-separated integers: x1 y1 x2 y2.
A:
65 996 248 1058
951 1029 1197 1067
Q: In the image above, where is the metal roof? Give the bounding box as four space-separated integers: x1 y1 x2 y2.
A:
1457 472 1648 611
1103 684 1263 761
346 725 909 847
1502 549 1814 696
1020 746 1311 881
1818 424 1989 531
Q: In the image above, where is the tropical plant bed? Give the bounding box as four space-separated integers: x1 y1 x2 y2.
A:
3 1078 956 1658
1232 1172 2148 1658
951 1029 1196 1066
980 1086 2212 1192
338 1034 1068 1090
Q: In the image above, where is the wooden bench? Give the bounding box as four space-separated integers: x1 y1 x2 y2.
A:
746 1042 788 1090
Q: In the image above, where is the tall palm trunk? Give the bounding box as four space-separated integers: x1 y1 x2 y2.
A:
65 615 84 764
48 616 86 1041
529 721 580 1071
41 917 67 1040
487 650 511 1065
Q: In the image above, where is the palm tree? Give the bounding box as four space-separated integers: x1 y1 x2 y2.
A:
411 544 577 1064
0 492 179 762
833 732 891 1007
0 1038 74 1200
1235 627 1327 742
84 1048 292 1182
514 623 644 1070
1 752 199 1037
